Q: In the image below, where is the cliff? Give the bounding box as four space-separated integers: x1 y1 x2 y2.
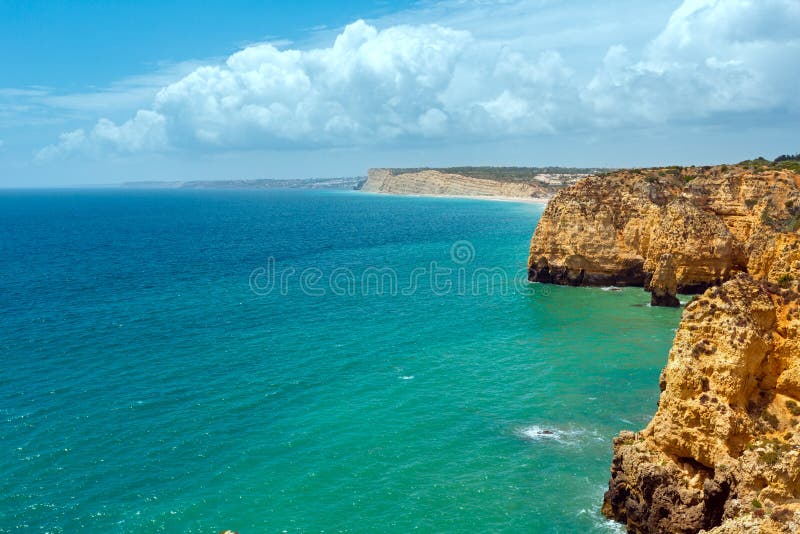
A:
362 168 593 199
602 274 800 533
527 161 800 306
521 159 800 530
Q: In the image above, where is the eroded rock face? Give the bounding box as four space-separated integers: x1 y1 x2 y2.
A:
602 274 800 533
528 164 800 305
362 168 581 198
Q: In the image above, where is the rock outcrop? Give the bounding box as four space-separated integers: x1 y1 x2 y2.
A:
602 274 800 532
522 160 800 531
650 254 680 307
528 162 800 305
362 168 588 199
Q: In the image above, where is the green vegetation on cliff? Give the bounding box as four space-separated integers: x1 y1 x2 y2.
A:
737 154 800 173
775 153 800 163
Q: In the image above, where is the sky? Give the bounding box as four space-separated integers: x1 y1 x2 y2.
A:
1 0 798 186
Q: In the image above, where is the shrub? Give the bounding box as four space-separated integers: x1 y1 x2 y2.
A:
778 161 800 173
774 153 800 163
762 410 780 429
781 214 800 232
740 157 772 170
762 207 775 227
778 273 794 287
759 449 779 465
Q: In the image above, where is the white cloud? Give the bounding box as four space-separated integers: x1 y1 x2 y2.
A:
39 0 800 158
149 20 570 147
582 0 800 123
37 110 167 160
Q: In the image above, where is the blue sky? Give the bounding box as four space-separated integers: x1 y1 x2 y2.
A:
1 0 798 186
1 1 412 89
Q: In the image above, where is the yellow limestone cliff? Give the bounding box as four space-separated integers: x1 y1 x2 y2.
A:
536 161 800 531
362 168 586 199
602 274 800 533
528 163 800 306
523 160 800 530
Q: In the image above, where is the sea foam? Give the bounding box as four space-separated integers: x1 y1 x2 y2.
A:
518 424 602 446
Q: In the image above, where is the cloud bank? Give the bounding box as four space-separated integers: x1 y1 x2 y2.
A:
39 0 800 159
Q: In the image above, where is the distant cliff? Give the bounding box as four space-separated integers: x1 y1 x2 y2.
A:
122 177 366 190
362 167 598 199
528 160 800 306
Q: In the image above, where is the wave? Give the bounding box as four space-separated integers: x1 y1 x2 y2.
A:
576 508 626 533
517 424 603 446
575 486 627 533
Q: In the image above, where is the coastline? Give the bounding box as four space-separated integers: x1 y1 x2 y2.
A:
357 190 551 204
528 162 800 532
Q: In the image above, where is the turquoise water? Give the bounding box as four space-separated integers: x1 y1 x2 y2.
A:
0 190 683 532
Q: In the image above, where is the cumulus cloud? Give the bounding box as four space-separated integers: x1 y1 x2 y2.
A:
583 0 800 122
37 110 167 160
39 0 800 158
150 20 577 148
38 19 577 158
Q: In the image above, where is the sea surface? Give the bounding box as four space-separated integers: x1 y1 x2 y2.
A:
0 189 684 532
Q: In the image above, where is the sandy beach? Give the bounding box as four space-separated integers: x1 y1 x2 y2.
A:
358 190 551 204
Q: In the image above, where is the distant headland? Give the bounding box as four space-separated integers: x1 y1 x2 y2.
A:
121 176 366 190
120 166 608 201
361 166 606 200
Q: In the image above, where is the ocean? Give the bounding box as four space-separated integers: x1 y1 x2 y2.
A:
0 189 683 532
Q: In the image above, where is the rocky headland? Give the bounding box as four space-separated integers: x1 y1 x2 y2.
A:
362 167 596 199
603 274 800 533
527 160 800 306
524 158 800 532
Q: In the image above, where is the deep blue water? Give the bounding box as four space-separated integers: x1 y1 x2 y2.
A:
0 189 682 532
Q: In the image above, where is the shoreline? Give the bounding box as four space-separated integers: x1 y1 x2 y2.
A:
357 190 551 204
